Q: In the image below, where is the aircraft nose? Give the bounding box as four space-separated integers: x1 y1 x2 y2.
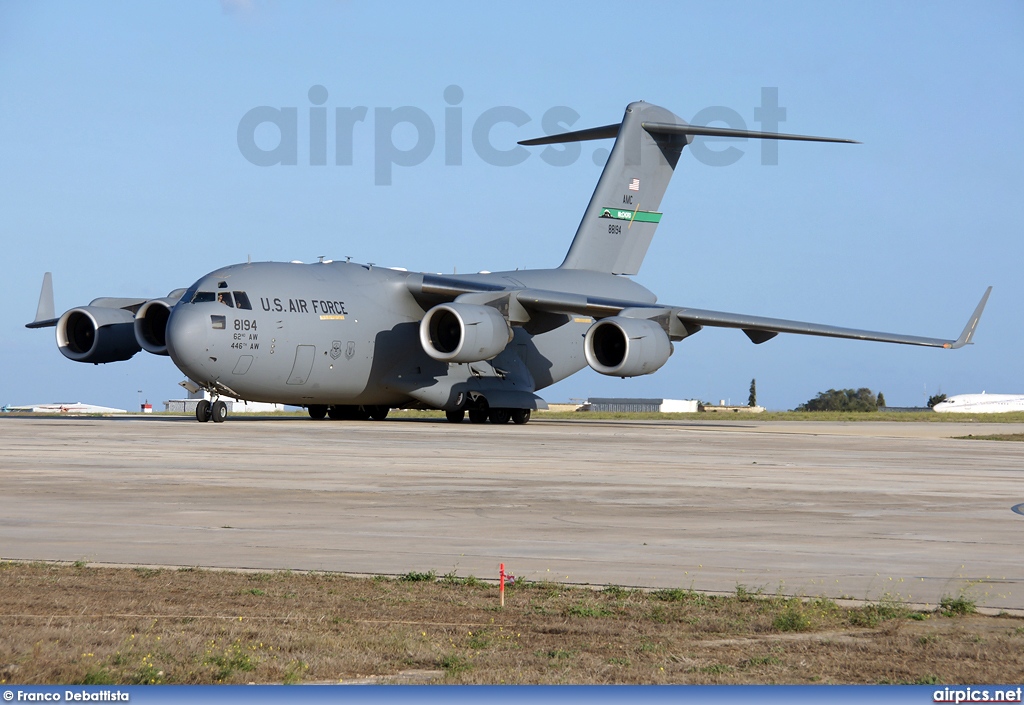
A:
166 304 212 382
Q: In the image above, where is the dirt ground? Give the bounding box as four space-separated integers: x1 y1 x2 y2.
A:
1 562 1021 685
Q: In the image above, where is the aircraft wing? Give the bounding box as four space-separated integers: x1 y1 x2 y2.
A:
415 274 991 351
516 286 992 350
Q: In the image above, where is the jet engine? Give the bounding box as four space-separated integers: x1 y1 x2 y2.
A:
56 306 141 363
134 297 177 356
419 302 513 363
584 316 672 377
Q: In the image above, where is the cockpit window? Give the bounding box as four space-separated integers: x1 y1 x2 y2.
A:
188 290 244 307
180 284 199 304
233 291 252 310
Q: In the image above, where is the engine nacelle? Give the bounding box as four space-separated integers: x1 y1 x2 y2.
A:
134 297 177 355
584 316 672 377
56 306 141 363
419 302 513 363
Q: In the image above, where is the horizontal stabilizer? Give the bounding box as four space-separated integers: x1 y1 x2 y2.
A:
517 123 621 146
641 121 859 144
517 120 858 147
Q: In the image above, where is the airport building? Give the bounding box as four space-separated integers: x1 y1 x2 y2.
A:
583 398 699 413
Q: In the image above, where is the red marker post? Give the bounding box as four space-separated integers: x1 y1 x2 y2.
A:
499 563 505 608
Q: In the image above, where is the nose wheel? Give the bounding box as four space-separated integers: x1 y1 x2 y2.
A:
195 399 228 423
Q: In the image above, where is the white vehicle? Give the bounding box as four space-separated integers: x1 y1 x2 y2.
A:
932 393 1024 413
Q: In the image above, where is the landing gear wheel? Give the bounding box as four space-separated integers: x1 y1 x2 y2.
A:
488 408 511 425
368 406 390 421
327 405 346 420
308 404 328 420
195 399 212 423
468 408 488 424
211 400 228 423
445 409 465 424
353 405 371 420
511 409 531 425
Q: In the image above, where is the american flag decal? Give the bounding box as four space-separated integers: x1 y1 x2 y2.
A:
628 178 640 191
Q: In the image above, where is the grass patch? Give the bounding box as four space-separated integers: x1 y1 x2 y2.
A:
741 656 783 668
848 597 911 627
400 570 437 583
442 571 484 587
698 663 734 675
533 410 1024 423
956 433 1024 441
773 603 812 632
78 667 116 685
205 639 257 682
1 564 1020 685
439 654 471 677
566 603 613 618
940 594 977 616
652 588 707 605
602 585 632 599
735 584 762 602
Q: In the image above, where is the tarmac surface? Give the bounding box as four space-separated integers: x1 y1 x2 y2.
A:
2 415 1023 609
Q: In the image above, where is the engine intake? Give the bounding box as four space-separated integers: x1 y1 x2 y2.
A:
57 306 140 363
419 302 512 363
134 298 177 355
584 316 672 377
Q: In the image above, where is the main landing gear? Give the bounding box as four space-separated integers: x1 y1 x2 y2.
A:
307 404 390 421
195 399 228 423
446 401 531 425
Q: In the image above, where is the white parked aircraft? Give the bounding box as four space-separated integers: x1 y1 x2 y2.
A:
2 402 127 414
932 393 1024 413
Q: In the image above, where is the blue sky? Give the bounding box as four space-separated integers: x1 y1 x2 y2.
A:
2 1 1022 411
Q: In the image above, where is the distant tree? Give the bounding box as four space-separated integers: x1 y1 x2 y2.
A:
796 388 879 412
877 392 886 408
748 378 757 407
927 393 947 408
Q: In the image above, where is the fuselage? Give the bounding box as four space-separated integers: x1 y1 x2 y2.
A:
165 260 658 407
932 393 1024 413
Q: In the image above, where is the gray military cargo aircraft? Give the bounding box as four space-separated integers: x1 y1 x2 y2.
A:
27 101 991 424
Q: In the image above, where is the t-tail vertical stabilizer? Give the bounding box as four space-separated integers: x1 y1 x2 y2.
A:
521 102 686 275
518 101 858 276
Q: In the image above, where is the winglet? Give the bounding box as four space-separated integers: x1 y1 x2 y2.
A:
947 286 992 349
25 272 58 329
